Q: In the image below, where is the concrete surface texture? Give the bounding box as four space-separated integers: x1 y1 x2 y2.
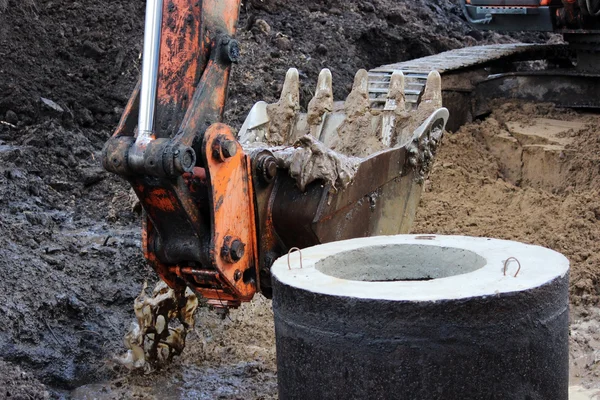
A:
273 235 569 301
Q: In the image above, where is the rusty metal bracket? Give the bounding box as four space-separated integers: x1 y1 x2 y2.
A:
102 0 253 311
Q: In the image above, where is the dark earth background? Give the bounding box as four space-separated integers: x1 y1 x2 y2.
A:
0 0 554 398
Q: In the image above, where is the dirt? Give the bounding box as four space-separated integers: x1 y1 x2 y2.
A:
414 102 600 306
0 0 584 398
412 102 600 389
0 359 51 399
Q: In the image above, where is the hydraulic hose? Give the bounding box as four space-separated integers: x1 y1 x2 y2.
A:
460 0 493 24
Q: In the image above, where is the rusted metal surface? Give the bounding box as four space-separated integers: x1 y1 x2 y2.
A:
175 44 236 152
102 136 134 176
154 0 240 138
198 123 259 306
249 149 286 299
103 0 248 309
154 0 204 138
113 80 141 138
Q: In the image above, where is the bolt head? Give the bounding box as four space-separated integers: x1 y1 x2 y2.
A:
257 154 278 183
181 150 194 169
173 146 196 173
230 240 245 262
264 158 278 179
226 40 240 63
234 269 242 281
221 140 238 159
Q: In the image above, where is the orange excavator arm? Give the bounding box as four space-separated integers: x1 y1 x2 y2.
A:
103 0 449 312
104 0 257 309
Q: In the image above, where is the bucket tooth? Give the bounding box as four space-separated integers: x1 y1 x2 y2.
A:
263 68 300 144
387 71 406 110
331 69 376 158
238 68 300 145
344 69 370 118
381 71 405 147
307 68 333 138
279 67 300 110
418 71 443 113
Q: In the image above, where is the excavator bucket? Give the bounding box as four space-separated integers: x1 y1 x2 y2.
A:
239 68 448 296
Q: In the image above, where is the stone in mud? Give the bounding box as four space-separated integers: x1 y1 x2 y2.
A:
40 97 64 114
5 110 18 125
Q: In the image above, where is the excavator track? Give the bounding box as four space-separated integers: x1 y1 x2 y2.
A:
367 44 544 107
368 43 600 129
374 43 567 74
369 43 568 108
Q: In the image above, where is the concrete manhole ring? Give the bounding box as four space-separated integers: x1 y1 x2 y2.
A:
272 235 570 400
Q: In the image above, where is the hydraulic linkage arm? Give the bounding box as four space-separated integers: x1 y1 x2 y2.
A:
103 0 256 310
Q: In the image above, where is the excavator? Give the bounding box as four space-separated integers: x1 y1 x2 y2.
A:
103 0 600 366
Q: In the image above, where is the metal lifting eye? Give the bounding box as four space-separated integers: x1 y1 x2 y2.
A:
287 247 303 270
503 257 522 278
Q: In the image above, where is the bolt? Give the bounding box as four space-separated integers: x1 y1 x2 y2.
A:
230 239 245 262
221 140 237 159
234 269 242 281
264 158 278 181
257 154 278 183
224 39 240 63
181 149 195 169
173 145 196 173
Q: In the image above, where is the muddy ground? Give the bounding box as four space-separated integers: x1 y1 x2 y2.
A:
0 0 596 399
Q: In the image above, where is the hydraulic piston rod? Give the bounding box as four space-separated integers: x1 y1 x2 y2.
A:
129 0 163 171
138 0 163 139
